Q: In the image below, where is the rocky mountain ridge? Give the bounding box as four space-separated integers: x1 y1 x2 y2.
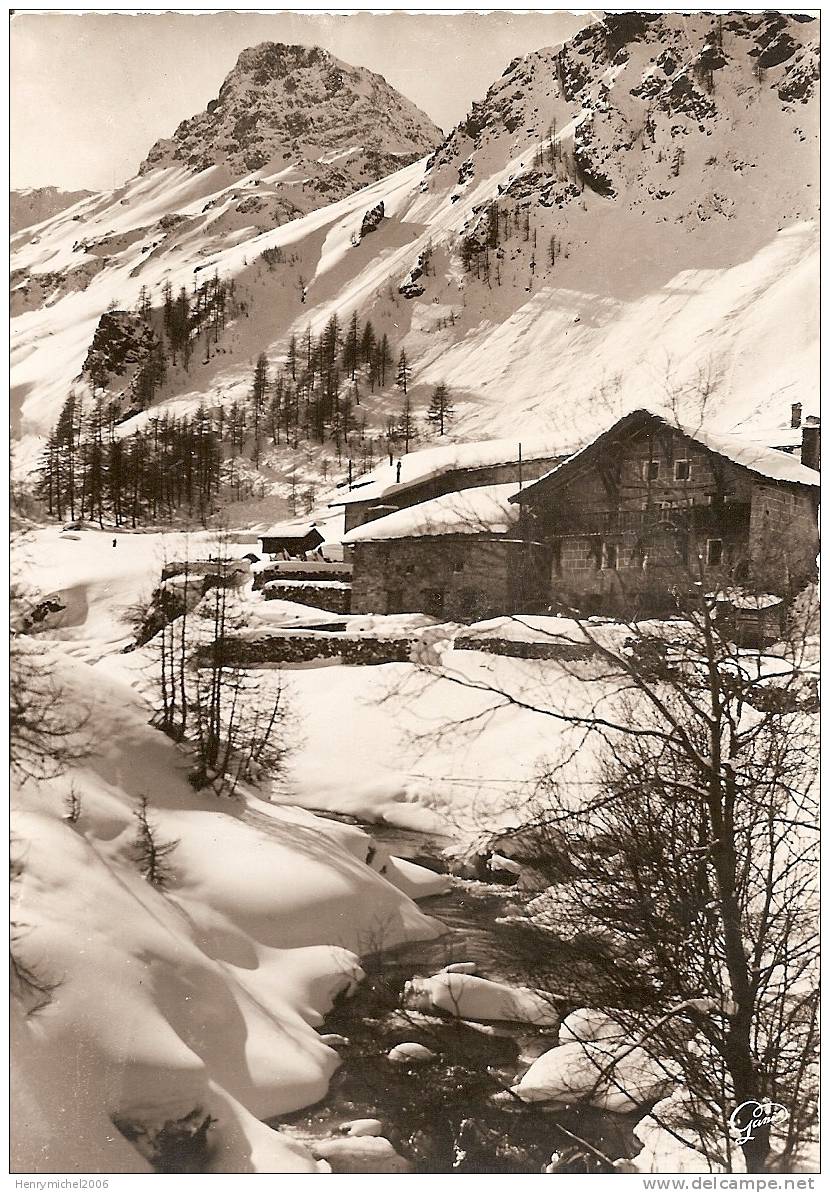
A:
11 14 818 494
11 186 96 233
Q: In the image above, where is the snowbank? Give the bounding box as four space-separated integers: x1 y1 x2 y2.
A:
12 646 444 1172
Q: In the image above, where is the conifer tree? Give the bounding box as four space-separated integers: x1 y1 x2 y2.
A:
426 382 454 436
286 334 298 381
131 796 179 889
398 393 417 454
396 348 411 396
378 334 392 387
360 319 375 367
342 310 360 381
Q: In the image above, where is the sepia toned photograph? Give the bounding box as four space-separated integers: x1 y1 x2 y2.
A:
9 7 819 1178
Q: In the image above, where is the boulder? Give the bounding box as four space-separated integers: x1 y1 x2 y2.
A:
511 1040 674 1113
404 972 558 1026
311 1135 411 1174
339 1119 383 1138
387 1042 437 1064
559 1008 626 1044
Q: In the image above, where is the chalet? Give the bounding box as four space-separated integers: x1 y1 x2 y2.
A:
258 522 324 560
331 436 567 536
344 484 526 620
509 408 820 616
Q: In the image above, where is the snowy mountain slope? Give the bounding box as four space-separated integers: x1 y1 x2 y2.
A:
10 13 818 483
11 186 97 233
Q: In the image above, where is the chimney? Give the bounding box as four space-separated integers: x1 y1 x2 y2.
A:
801 418 820 472
791 402 803 429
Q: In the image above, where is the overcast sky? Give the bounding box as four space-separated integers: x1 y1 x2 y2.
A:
10 10 593 192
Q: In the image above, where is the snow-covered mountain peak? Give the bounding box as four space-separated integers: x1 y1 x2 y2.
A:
139 40 442 196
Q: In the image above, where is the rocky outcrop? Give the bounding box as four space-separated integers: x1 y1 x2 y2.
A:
359 200 385 239
81 310 161 393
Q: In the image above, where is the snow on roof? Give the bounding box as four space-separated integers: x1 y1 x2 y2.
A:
708 587 784 610
342 483 520 544
330 436 564 508
259 521 323 541
512 408 820 502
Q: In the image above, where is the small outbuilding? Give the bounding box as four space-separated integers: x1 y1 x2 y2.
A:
343 483 543 620
258 523 325 560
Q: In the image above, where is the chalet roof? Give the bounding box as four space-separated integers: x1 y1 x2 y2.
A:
330 436 565 508
510 408 820 503
342 483 520 544
259 521 324 542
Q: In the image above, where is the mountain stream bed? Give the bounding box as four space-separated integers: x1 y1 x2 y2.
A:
270 818 644 1174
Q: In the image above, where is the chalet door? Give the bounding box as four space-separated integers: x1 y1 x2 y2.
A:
510 544 552 612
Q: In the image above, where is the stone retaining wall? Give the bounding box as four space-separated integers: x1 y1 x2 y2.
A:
262 582 351 614
253 563 352 591
196 633 414 667
454 637 594 661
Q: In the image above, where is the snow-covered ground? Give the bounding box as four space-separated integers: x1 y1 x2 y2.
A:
12 525 457 1172
17 525 613 834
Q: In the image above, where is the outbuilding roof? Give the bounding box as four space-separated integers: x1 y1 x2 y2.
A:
330 436 566 508
511 408 820 503
259 522 324 542
342 483 520 544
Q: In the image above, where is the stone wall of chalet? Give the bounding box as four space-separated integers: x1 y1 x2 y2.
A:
748 482 819 593
351 535 516 619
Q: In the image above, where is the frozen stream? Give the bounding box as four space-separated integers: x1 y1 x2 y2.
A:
270 816 642 1174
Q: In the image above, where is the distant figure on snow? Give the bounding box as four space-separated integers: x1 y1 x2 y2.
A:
396 460 402 484
112 538 117 548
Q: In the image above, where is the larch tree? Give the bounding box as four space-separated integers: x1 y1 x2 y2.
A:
396 348 411 396
426 382 454 436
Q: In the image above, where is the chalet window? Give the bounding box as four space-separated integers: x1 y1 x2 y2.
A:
601 541 619 570
424 588 446 618
674 459 691 482
643 460 660 482
706 538 724 567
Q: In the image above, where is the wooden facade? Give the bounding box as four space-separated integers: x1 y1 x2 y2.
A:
512 411 820 616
